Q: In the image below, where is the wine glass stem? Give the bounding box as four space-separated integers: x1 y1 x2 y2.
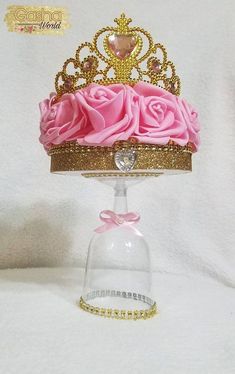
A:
113 179 128 214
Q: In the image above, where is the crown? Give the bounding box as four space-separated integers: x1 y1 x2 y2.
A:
54 13 181 98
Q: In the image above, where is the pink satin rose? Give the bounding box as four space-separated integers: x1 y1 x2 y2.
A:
75 83 139 146
39 93 91 150
131 82 190 146
176 97 200 150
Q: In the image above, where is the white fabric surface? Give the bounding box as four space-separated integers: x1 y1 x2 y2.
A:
0 267 234 374
0 0 235 284
0 2 235 371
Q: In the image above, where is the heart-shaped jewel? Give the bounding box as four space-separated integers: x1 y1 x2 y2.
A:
64 78 74 90
107 34 137 60
151 60 161 73
114 150 136 172
82 56 97 72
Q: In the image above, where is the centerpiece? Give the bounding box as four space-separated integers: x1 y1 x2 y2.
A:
39 13 200 320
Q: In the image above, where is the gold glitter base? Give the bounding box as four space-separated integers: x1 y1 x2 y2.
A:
48 141 193 177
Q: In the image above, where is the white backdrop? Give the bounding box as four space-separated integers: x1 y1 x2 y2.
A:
0 0 235 286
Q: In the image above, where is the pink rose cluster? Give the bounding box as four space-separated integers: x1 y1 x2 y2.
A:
39 82 200 152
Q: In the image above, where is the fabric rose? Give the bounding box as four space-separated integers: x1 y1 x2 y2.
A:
74 83 139 146
39 92 91 150
176 97 200 151
131 82 190 146
39 82 200 152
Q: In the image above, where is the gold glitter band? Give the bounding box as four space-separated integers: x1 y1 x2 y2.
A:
49 141 193 176
78 290 157 320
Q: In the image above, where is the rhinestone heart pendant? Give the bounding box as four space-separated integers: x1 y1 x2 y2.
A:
114 150 137 172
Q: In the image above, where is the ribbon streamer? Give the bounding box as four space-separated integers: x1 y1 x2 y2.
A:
95 210 142 236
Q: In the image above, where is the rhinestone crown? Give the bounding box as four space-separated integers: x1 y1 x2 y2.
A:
54 13 181 99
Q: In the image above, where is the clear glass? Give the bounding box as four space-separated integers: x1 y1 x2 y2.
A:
81 178 155 314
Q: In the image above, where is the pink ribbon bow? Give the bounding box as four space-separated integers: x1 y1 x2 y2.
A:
95 210 142 236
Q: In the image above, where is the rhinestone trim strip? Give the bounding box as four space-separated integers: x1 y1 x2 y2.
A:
79 289 157 320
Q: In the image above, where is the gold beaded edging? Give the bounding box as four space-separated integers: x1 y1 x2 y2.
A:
78 290 157 320
82 172 162 178
48 141 192 175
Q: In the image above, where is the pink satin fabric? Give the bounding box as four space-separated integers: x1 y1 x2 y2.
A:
39 82 200 151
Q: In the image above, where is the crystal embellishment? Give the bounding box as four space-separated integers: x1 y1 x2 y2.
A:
82 57 95 72
151 60 161 73
108 34 137 60
114 150 136 172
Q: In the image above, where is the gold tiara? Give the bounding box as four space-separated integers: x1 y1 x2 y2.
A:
54 13 181 99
